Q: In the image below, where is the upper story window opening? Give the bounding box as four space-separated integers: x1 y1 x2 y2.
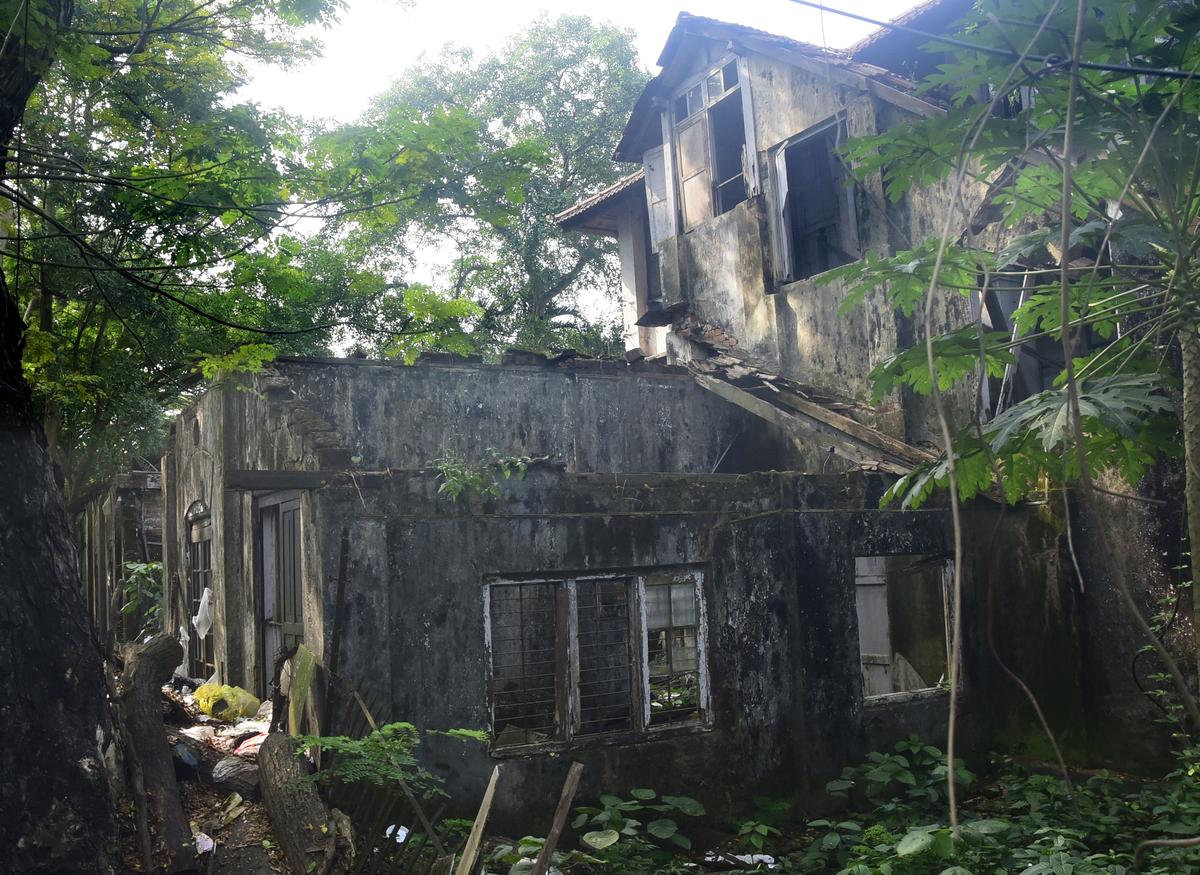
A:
772 116 861 283
669 58 754 232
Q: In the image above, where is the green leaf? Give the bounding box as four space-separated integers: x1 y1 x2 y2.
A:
661 795 705 816
646 818 678 839
629 788 656 800
581 829 619 850
896 830 933 856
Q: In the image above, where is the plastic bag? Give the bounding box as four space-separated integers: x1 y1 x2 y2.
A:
194 683 261 721
173 625 190 678
193 587 214 639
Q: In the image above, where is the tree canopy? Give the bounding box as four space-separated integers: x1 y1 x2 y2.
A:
366 15 649 354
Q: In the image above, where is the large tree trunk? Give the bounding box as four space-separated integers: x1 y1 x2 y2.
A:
1181 324 1200 697
258 733 341 875
118 634 196 873
0 2 119 869
0 272 118 870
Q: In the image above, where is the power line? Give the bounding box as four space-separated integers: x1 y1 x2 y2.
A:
787 0 1200 81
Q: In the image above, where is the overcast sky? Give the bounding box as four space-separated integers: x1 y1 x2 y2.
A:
239 0 923 123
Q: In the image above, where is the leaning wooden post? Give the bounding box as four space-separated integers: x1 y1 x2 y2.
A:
531 762 585 875
454 765 501 875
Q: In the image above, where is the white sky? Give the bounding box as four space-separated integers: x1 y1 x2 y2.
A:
240 0 923 123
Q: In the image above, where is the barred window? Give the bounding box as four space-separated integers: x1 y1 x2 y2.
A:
485 570 706 750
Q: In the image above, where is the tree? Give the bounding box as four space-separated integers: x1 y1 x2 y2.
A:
823 0 1200 817
365 15 649 354
10 0 539 507
0 0 536 867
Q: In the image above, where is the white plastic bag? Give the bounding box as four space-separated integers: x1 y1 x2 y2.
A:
173 625 189 678
193 587 214 639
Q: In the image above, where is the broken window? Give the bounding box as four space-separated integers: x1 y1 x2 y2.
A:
853 556 951 698
668 59 754 232
186 511 215 680
645 573 703 725
979 271 1098 418
485 570 706 750
772 118 860 282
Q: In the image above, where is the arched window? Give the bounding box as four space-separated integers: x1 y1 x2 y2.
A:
184 501 215 680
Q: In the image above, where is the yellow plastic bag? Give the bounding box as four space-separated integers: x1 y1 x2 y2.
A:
194 683 261 721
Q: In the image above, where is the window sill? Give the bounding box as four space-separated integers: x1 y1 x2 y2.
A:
488 717 712 759
863 687 949 708
776 259 864 294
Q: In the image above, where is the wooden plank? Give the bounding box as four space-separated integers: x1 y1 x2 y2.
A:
532 762 585 875
224 469 334 490
765 387 935 465
455 766 501 875
693 374 915 475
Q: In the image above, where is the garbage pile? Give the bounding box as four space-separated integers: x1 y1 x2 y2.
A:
160 673 281 871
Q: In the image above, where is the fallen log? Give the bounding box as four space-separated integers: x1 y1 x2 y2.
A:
258 733 341 875
118 633 197 872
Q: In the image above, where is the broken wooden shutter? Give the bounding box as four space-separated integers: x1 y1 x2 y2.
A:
736 55 759 196
643 145 674 252
854 556 893 696
773 145 794 282
676 113 711 231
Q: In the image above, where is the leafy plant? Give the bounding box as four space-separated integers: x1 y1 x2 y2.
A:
432 448 532 501
570 788 705 871
295 722 444 798
119 561 164 642
791 742 1200 874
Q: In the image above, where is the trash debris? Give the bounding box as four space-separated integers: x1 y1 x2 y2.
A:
385 824 410 844
212 756 260 798
216 792 247 828
195 683 261 721
194 831 214 854
233 731 267 757
173 625 189 678
703 851 778 869
193 586 214 639
171 740 202 778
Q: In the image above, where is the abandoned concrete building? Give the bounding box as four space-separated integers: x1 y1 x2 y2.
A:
76 467 164 646
156 4 1178 822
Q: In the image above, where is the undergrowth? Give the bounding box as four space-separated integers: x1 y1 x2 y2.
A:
488 738 1200 874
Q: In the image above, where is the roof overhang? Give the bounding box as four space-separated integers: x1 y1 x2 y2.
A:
554 170 645 237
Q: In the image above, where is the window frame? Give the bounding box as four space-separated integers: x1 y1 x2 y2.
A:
852 554 957 705
770 113 862 285
484 568 710 755
654 54 759 236
185 504 215 681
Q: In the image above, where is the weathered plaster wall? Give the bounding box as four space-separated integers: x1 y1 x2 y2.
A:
1070 469 1188 773
265 357 807 474
653 54 984 440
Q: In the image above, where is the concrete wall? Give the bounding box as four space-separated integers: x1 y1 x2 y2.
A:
294 465 1081 824
649 50 982 441
260 356 808 475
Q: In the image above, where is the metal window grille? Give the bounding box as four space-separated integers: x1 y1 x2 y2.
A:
489 582 562 747
186 518 215 680
575 578 634 736
645 579 701 725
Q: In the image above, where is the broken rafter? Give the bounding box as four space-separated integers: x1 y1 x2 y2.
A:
695 373 921 475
